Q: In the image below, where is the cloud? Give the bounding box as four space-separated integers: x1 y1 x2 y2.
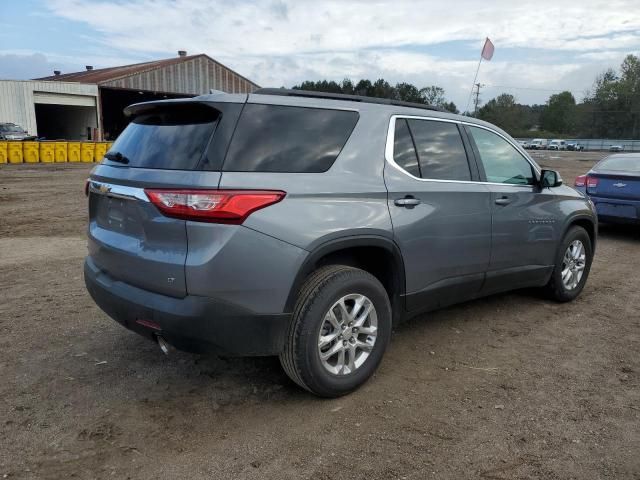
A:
0 50 150 80
0 53 67 80
4 0 639 107
45 0 640 55
578 50 631 61
269 0 289 20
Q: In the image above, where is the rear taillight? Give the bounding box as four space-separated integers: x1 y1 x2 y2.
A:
586 176 599 189
144 189 285 224
575 175 586 187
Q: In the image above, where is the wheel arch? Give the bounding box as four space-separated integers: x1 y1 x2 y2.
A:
285 236 406 323
565 214 597 253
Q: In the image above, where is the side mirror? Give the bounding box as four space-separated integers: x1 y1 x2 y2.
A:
540 169 563 188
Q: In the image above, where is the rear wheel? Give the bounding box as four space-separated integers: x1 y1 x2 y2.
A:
279 265 392 397
545 226 593 302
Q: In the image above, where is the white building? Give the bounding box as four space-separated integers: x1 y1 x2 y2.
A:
0 52 259 141
0 80 99 140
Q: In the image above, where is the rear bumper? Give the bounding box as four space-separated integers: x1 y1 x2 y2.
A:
589 195 640 224
84 257 290 356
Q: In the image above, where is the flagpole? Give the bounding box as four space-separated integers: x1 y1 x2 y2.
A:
465 54 483 115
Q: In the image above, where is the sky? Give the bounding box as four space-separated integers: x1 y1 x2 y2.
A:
1 0 639 110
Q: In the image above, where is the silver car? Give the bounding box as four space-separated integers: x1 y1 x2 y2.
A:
0 122 34 140
84 89 597 397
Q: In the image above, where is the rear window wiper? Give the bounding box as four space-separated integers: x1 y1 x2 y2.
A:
104 151 130 164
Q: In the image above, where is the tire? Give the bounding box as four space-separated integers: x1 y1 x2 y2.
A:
279 265 392 397
544 226 593 302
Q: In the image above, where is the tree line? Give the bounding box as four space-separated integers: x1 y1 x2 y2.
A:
473 54 640 139
292 79 458 113
292 54 640 139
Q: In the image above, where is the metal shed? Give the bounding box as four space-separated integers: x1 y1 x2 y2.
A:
27 51 260 140
0 80 99 140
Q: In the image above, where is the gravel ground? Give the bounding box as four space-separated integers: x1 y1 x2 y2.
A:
1 152 639 479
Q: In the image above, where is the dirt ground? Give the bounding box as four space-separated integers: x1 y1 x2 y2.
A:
1 152 639 479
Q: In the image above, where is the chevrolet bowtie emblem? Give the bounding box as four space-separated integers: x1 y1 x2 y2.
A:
613 183 627 188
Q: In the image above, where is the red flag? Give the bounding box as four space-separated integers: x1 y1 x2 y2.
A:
481 37 494 61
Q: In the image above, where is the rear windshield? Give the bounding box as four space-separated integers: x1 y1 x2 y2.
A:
597 155 640 172
105 104 219 170
221 104 359 173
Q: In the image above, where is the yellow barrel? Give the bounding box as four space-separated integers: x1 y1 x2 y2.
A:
0 141 7 164
94 142 108 162
106 142 114 151
8 142 23 163
23 141 39 163
39 142 56 163
80 142 95 163
54 142 68 162
68 142 81 162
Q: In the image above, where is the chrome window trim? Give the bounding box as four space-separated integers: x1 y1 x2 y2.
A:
88 181 149 202
385 114 540 188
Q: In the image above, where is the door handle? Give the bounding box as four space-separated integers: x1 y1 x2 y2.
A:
495 196 512 206
394 196 421 207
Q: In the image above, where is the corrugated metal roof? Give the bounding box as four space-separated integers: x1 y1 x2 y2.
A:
35 54 259 89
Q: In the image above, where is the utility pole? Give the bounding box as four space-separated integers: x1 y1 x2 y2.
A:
473 83 483 116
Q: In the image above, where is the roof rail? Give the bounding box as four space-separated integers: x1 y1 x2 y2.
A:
253 88 445 112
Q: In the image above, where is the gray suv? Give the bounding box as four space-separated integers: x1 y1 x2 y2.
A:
84 89 597 397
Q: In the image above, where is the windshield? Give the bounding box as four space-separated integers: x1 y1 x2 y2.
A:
596 155 640 173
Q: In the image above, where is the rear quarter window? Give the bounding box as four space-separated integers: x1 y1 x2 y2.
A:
222 104 359 173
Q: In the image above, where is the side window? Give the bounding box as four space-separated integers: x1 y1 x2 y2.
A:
393 118 420 177
468 126 536 185
406 119 471 181
223 104 359 173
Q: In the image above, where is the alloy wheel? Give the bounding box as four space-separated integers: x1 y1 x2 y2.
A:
561 240 586 290
317 294 378 375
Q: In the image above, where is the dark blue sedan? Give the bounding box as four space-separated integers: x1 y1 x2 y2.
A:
575 153 640 224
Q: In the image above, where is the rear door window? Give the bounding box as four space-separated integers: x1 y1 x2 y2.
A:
105 103 219 170
222 104 359 172
406 119 471 181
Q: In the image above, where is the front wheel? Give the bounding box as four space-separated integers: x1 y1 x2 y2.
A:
544 226 593 302
279 265 392 397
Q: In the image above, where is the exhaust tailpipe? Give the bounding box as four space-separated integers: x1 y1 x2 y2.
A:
157 336 171 355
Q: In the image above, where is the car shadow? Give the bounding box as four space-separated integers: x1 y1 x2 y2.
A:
87 329 310 407
89 281 557 409
598 222 640 241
